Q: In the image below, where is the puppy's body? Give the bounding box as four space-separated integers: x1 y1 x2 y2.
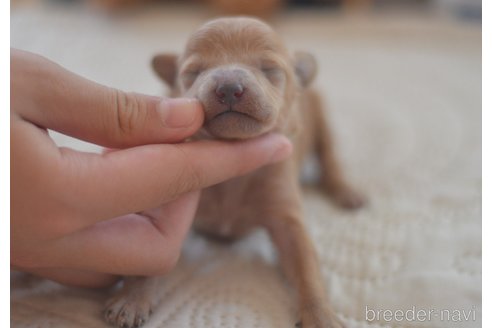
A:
104 17 363 328
195 88 358 241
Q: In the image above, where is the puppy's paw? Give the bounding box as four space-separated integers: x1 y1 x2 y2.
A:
331 187 366 210
297 305 346 328
104 293 153 328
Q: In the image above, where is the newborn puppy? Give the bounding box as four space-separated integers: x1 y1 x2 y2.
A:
104 17 364 328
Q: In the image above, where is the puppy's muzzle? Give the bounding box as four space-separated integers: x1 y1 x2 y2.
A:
215 82 244 105
198 66 276 139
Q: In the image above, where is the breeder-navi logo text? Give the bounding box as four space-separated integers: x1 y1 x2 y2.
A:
365 306 477 323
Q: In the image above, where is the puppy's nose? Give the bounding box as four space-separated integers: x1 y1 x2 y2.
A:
215 83 244 105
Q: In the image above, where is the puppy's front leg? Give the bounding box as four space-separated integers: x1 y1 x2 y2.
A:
266 215 345 328
104 276 161 328
261 164 345 328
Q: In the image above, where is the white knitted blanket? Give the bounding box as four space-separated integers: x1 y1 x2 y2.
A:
11 4 481 328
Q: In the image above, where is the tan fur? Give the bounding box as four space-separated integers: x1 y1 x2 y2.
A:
105 17 364 328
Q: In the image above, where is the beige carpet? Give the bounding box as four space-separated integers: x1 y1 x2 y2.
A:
11 3 481 328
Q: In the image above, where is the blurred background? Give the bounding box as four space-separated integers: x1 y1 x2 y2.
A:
11 1 481 328
10 0 482 152
10 0 484 19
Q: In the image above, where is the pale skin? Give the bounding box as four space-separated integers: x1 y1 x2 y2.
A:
10 49 293 288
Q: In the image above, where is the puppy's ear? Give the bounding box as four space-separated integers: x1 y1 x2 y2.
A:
293 51 317 88
151 53 178 87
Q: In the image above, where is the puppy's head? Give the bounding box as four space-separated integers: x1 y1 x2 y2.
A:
152 17 316 140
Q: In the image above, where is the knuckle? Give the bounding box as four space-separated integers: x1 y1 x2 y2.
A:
171 146 205 194
183 162 203 192
112 90 146 139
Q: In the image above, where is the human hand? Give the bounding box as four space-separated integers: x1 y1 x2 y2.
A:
10 49 292 287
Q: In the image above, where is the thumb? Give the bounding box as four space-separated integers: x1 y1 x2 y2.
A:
12 49 204 148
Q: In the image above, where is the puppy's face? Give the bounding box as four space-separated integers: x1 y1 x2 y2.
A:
153 17 316 140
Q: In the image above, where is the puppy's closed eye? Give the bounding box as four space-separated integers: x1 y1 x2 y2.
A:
260 61 285 86
261 66 280 75
181 65 204 88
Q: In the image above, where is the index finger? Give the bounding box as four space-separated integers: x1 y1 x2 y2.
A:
60 133 292 224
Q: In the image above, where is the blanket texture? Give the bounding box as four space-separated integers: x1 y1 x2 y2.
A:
11 4 481 328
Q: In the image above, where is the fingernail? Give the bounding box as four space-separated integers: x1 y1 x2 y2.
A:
159 98 201 128
267 134 293 163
